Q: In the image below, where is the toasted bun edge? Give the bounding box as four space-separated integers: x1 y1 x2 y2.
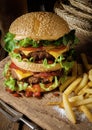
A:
9 12 70 41
11 57 62 72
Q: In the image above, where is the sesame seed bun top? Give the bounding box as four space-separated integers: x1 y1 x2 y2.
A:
9 12 70 41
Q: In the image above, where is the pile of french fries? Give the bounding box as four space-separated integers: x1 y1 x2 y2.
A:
49 53 92 123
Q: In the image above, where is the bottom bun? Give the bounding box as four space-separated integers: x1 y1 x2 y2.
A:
11 57 62 72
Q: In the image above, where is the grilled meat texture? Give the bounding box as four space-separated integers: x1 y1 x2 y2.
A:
28 76 52 84
10 69 62 84
19 50 55 62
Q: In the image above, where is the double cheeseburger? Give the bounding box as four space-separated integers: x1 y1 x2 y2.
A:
3 12 78 97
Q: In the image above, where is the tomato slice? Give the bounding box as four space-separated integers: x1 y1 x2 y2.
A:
19 47 43 51
50 45 66 52
10 62 27 72
25 84 41 97
33 92 41 97
32 84 41 92
10 62 20 70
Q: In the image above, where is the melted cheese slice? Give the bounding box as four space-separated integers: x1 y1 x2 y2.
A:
21 46 68 58
22 50 31 56
47 47 68 59
19 47 41 56
12 69 33 80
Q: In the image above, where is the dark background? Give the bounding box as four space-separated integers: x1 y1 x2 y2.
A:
27 0 57 12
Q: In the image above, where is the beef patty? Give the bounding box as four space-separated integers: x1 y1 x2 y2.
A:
20 50 55 62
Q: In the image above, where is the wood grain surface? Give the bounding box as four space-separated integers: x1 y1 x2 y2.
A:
0 56 92 130
0 112 31 130
0 112 19 130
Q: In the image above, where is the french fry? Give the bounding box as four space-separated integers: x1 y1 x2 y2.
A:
72 61 77 76
81 53 92 70
82 90 92 99
86 104 92 109
89 95 92 97
71 97 92 107
48 59 92 124
78 84 88 95
59 102 64 108
88 69 92 81
64 77 82 96
88 64 92 70
60 76 76 92
63 93 76 123
84 88 92 94
75 73 88 94
77 63 83 76
88 81 92 87
59 95 84 108
47 102 60 106
79 105 92 122
85 93 90 98
85 94 92 98
69 95 84 102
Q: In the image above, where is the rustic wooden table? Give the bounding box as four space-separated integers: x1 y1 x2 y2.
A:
0 1 92 129
0 2 31 127
0 112 32 130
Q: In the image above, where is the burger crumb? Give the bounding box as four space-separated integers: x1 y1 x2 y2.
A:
25 91 33 97
5 88 15 94
12 92 22 97
53 92 60 97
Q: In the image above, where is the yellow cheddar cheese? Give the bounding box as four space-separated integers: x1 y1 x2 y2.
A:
12 69 33 80
21 46 68 59
22 50 31 56
47 48 67 59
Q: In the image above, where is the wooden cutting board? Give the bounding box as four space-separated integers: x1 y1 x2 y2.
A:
0 55 92 130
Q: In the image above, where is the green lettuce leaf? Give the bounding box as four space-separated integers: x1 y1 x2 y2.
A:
55 55 65 66
10 52 22 61
43 58 56 69
40 76 59 91
19 38 39 48
4 77 17 91
62 61 74 72
4 77 28 91
3 62 10 76
4 30 78 53
43 55 65 68
62 30 79 46
4 32 18 52
17 82 28 91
